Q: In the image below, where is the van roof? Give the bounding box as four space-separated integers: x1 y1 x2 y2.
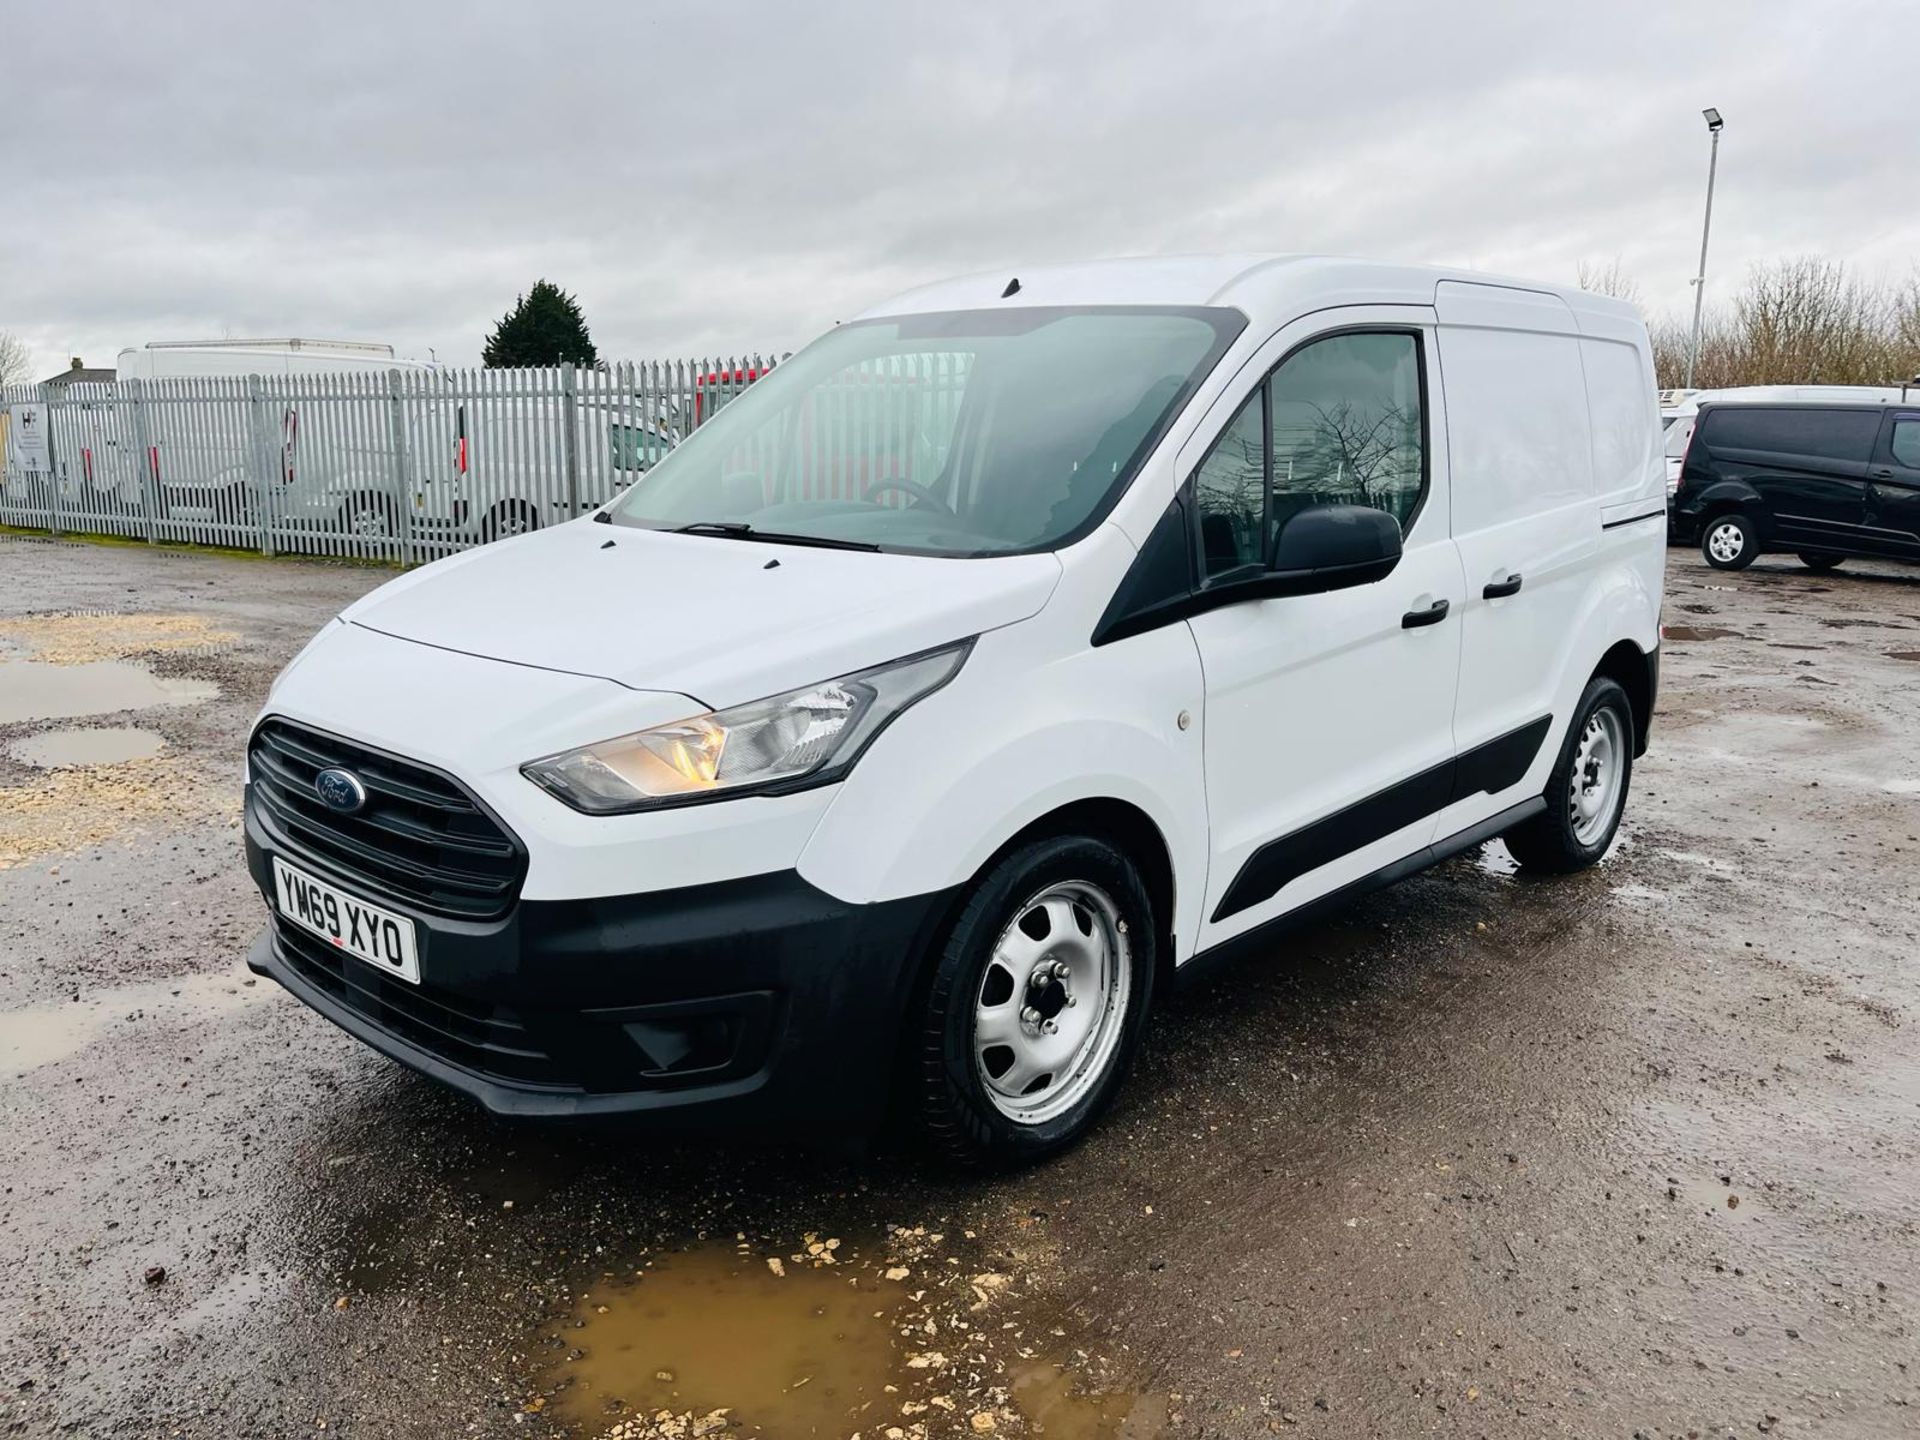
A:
857 253 1639 326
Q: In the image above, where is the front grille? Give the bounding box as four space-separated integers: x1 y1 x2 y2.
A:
249 719 526 920
274 918 577 1090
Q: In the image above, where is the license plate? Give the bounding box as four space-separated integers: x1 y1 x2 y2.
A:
272 857 420 985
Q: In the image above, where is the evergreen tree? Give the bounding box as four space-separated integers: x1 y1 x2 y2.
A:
482 280 598 368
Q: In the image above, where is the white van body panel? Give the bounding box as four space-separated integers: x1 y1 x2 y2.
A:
116 339 426 382
797 522 1213 958
344 520 1062 711
1170 305 1465 953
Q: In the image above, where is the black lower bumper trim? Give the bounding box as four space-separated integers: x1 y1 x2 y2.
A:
246 812 955 1130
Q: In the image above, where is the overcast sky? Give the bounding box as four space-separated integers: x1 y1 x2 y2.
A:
8 0 1918 380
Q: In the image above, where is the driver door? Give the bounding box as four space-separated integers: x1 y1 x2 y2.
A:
1187 311 1464 951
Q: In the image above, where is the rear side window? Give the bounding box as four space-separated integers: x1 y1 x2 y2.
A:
1701 407 1880 463
1891 419 1920 469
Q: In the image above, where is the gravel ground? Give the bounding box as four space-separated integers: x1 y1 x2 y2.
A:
1 533 1916 1439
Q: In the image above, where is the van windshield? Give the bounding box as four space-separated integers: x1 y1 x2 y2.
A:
607 306 1243 556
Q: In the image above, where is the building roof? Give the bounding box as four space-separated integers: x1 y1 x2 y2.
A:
42 366 116 387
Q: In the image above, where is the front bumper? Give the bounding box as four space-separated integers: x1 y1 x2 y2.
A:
244 808 954 1134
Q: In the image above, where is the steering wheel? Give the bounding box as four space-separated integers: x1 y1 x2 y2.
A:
864 477 955 516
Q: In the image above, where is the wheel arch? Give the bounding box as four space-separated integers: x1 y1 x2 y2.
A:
1592 637 1656 757
974 797 1179 996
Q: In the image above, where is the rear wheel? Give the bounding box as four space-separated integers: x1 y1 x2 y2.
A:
484 500 541 541
916 834 1155 1168
1701 514 1758 570
1798 551 1844 571
341 496 395 540
1503 676 1634 875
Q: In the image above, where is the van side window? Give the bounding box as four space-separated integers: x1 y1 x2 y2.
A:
1189 331 1427 582
1701 406 1880 462
1267 332 1424 542
1192 391 1266 577
1891 419 1920 469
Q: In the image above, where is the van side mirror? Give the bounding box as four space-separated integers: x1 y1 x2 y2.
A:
1255 505 1403 597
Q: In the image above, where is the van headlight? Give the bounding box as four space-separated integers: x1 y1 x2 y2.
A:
521 640 972 813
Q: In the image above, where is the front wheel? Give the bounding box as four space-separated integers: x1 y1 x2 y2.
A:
1701 513 1758 570
916 834 1155 1168
1503 676 1634 874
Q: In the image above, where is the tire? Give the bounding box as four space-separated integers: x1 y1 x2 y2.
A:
1797 552 1844 571
1701 513 1758 570
916 834 1156 1168
341 496 395 540
484 501 541 542
1503 676 1634 875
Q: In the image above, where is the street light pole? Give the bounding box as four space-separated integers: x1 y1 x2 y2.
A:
1684 108 1725 390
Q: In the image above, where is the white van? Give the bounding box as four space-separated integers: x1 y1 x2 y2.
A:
116 340 433 534
245 256 1665 1164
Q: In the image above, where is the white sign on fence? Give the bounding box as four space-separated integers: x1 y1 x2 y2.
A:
9 403 52 473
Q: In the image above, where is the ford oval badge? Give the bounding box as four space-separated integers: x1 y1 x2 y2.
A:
315 767 368 814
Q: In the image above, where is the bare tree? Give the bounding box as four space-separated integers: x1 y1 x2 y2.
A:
1577 259 1643 309
0 331 31 388
1298 400 1418 511
1650 258 1919 390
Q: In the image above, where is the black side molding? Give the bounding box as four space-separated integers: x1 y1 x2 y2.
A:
1602 506 1666 531
1210 715 1552 923
1177 795 1548 994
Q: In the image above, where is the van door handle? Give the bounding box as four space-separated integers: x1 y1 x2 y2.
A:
1402 598 1451 629
1482 573 1524 599
1871 467 1894 479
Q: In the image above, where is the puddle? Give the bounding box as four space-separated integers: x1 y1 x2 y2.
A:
547 1237 1156 1439
1663 625 1740 642
556 1245 903 1435
0 963 272 1078
1475 840 1520 877
1890 651 1920 663
7 726 165 768
1672 1176 1757 1223
0 659 218 725
1012 1364 1169 1439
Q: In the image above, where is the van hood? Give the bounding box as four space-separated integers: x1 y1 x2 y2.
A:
343 520 1063 709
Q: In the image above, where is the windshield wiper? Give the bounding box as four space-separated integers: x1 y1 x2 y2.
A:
667 521 880 552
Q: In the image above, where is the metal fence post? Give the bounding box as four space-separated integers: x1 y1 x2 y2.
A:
38 383 66 537
560 361 581 518
246 373 276 556
387 368 416 566
127 378 160 544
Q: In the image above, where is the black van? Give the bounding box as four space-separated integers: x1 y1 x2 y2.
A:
1670 400 1920 570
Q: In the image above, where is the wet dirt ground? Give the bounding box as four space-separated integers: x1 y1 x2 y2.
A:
2 533 1917 1438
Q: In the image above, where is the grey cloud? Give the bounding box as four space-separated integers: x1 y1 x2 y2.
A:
7 0 1917 379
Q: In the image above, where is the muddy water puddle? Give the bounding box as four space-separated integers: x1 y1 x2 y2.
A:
547 1236 1158 1439
0 658 218 725
7 726 165 767
1662 624 1741 642
0 962 271 1078
1672 1175 1758 1223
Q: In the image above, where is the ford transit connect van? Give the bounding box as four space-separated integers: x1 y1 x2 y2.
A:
245 256 1665 1165
1670 396 1920 571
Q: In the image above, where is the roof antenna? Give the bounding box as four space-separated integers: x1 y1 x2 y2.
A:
1001 277 1021 298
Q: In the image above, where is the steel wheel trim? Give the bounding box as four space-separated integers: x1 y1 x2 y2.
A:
348 507 390 538
1707 521 1744 563
1569 706 1626 846
973 880 1132 1126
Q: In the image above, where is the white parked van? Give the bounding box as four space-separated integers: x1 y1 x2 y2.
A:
246 256 1665 1164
